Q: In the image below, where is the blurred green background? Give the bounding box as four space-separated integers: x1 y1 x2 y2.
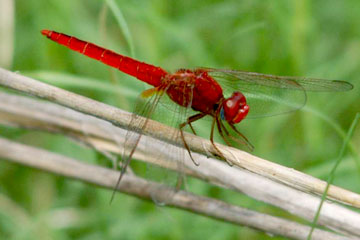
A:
0 0 359 239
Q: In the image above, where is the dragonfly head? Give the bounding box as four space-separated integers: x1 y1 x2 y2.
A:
220 92 249 124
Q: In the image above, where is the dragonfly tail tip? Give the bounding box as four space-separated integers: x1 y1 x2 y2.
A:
41 29 51 36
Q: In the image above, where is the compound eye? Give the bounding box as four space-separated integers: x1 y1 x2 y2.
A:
232 104 249 123
222 92 249 124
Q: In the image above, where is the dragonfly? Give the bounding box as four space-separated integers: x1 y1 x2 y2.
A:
41 29 353 193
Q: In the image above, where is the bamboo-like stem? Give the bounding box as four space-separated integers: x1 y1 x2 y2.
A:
0 137 354 240
1 92 360 237
0 68 359 208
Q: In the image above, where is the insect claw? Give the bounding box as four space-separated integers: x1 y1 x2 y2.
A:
246 142 255 152
225 159 234 166
190 153 200 166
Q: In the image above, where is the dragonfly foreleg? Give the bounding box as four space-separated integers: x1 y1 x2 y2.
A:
217 119 253 151
214 117 234 166
228 123 254 151
209 116 230 164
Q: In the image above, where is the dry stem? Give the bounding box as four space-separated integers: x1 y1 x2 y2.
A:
0 137 355 240
1 68 360 238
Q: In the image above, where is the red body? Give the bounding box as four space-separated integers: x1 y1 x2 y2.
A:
41 30 231 118
42 30 167 87
41 29 355 202
41 30 353 126
42 29 353 191
165 69 224 114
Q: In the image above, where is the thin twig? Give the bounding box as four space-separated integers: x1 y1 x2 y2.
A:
0 92 360 237
0 137 354 240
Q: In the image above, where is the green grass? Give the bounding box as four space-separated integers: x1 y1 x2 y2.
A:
1 0 360 239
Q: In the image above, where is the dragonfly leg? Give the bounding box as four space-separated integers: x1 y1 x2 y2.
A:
215 116 253 151
179 113 206 166
179 113 206 135
179 127 199 166
188 122 197 135
215 118 234 166
210 117 228 163
228 123 254 151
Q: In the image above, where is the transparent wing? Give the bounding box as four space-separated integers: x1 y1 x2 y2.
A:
145 100 188 205
205 68 353 118
110 86 166 202
119 83 197 205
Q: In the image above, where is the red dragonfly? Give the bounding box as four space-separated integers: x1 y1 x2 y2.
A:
41 29 353 188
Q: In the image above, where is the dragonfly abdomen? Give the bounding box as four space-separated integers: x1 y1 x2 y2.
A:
41 30 167 87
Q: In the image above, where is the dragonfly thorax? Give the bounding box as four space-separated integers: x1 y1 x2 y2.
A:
220 92 249 124
165 69 224 115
